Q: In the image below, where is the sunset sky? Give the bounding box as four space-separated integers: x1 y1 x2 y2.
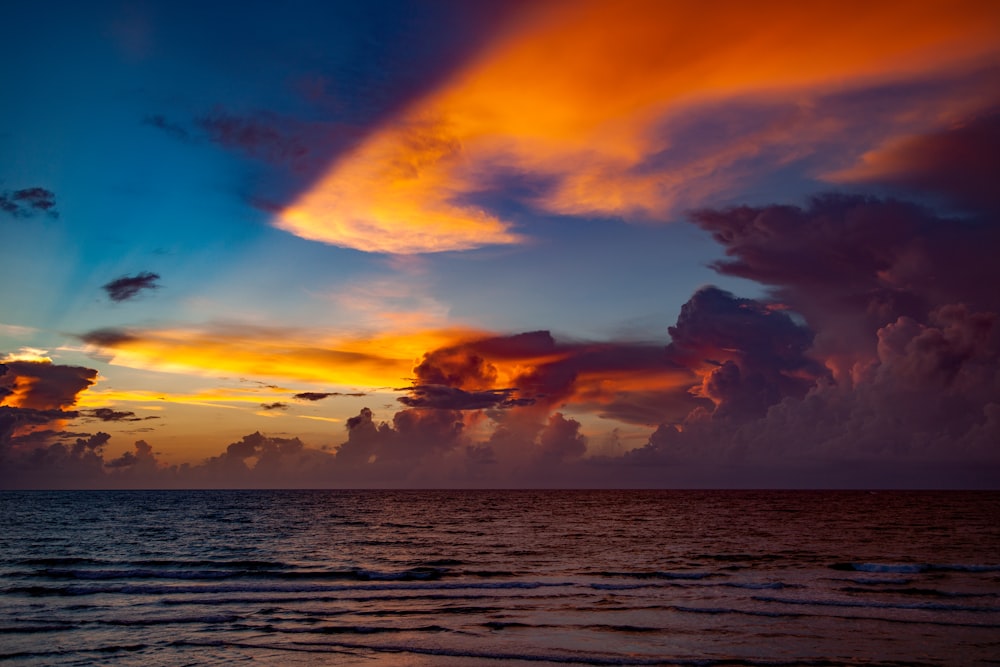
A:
3 0 999 488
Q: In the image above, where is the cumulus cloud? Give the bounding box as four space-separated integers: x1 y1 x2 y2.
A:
666 286 829 419
0 187 58 218
336 407 464 471
536 412 587 462
0 360 104 477
615 183 1000 484
102 272 161 302
411 330 697 424
0 432 185 489
0 360 98 410
692 193 1000 381
106 439 157 468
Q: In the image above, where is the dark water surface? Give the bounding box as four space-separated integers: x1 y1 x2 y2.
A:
1 490 998 665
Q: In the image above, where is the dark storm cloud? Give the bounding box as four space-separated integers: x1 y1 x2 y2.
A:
0 361 103 476
102 272 161 302
0 187 58 218
666 286 829 419
405 328 718 434
618 188 1000 484
413 330 686 408
692 193 1000 374
0 407 79 449
397 384 533 410
627 302 1000 481
0 360 98 410
293 391 366 401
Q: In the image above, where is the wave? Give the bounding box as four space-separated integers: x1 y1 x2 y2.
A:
13 564 453 583
15 557 287 569
158 592 522 606
101 613 242 626
7 564 539 585
719 582 794 590
263 623 451 635
4 579 572 597
838 586 997 598
0 624 75 634
170 637 869 666
0 643 147 661
594 571 713 580
830 562 1000 574
753 594 1000 613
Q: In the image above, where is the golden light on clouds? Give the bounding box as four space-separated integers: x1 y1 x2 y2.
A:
77 388 273 410
82 326 485 388
2 348 52 363
277 0 1000 253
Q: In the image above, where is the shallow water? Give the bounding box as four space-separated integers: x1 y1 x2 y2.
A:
1 490 998 665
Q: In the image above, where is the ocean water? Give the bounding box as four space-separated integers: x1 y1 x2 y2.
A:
1 490 998 666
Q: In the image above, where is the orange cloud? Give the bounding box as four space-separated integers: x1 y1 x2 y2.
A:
277 0 1000 253
76 388 280 410
80 325 484 389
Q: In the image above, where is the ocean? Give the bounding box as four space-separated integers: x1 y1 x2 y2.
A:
1 490 998 666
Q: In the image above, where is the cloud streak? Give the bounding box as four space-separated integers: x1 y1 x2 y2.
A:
78 324 488 389
293 391 366 401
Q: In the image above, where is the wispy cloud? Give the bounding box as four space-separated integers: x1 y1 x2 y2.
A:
78 324 482 388
276 0 1000 254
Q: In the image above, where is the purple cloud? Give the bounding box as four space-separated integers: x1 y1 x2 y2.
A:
102 272 161 302
0 187 58 218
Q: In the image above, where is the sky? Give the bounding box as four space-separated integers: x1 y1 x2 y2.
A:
2 0 1000 489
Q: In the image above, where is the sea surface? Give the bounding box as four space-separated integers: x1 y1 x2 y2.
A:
1 490 998 666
